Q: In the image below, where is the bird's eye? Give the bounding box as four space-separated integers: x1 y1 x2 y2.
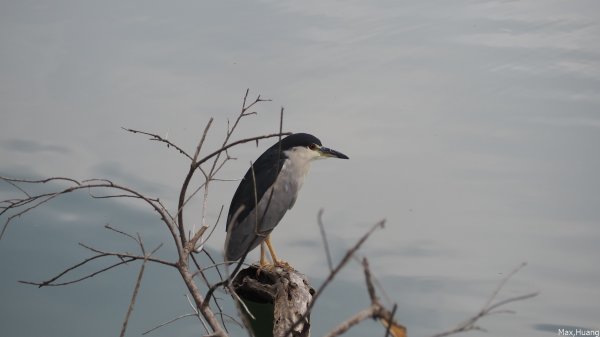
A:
308 143 318 150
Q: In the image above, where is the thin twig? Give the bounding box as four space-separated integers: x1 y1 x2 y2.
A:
185 293 210 335
384 304 398 337
0 179 182 256
176 118 214 251
317 209 334 272
0 176 81 186
286 220 385 336
199 205 224 253
362 258 378 302
323 257 406 337
232 289 256 320
142 313 198 335
19 257 136 287
77 243 173 267
120 234 149 337
194 133 291 172
122 127 193 160
189 252 229 331
104 224 138 242
312 220 385 308
322 306 379 337
429 263 538 337
485 262 526 309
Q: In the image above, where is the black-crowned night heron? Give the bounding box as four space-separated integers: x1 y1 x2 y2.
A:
224 133 348 266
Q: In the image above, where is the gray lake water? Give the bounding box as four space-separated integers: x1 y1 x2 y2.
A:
1 1 599 336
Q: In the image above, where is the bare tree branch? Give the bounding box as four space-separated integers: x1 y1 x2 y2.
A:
0 178 182 257
78 242 173 267
317 209 334 272
312 220 385 309
19 256 136 287
322 306 379 337
429 263 539 337
120 234 151 337
122 127 193 161
176 118 214 251
323 258 406 337
104 223 139 243
285 220 386 336
143 312 198 335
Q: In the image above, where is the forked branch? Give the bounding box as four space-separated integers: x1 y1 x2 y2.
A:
429 263 538 337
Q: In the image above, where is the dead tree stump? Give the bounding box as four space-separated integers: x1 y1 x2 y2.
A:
233 265 314 337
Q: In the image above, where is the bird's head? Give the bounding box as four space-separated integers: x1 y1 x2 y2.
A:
279 133 349 161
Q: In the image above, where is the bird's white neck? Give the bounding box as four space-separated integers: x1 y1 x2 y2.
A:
281 146 319 187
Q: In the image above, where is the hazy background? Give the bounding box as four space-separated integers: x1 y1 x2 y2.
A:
1 1 599 336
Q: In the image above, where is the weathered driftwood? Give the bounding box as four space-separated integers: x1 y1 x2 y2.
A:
233 265 314 337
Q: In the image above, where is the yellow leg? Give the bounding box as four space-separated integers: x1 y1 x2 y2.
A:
265 235 281 265
259 242 269 268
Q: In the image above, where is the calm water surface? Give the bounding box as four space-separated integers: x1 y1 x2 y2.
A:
1 1 599 336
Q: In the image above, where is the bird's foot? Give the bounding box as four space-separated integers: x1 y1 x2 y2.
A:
257 259 293 272
273 259 293 270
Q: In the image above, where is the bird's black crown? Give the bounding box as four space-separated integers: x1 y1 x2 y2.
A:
277 133 322 150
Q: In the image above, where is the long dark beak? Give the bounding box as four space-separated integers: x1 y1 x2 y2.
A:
319 146 349 159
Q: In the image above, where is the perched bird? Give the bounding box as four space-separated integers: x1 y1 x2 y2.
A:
224 133 348 266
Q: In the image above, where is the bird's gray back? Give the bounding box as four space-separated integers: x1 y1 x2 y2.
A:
224 148 313 261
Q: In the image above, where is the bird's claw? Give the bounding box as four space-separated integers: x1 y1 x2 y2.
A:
257 259 293 273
